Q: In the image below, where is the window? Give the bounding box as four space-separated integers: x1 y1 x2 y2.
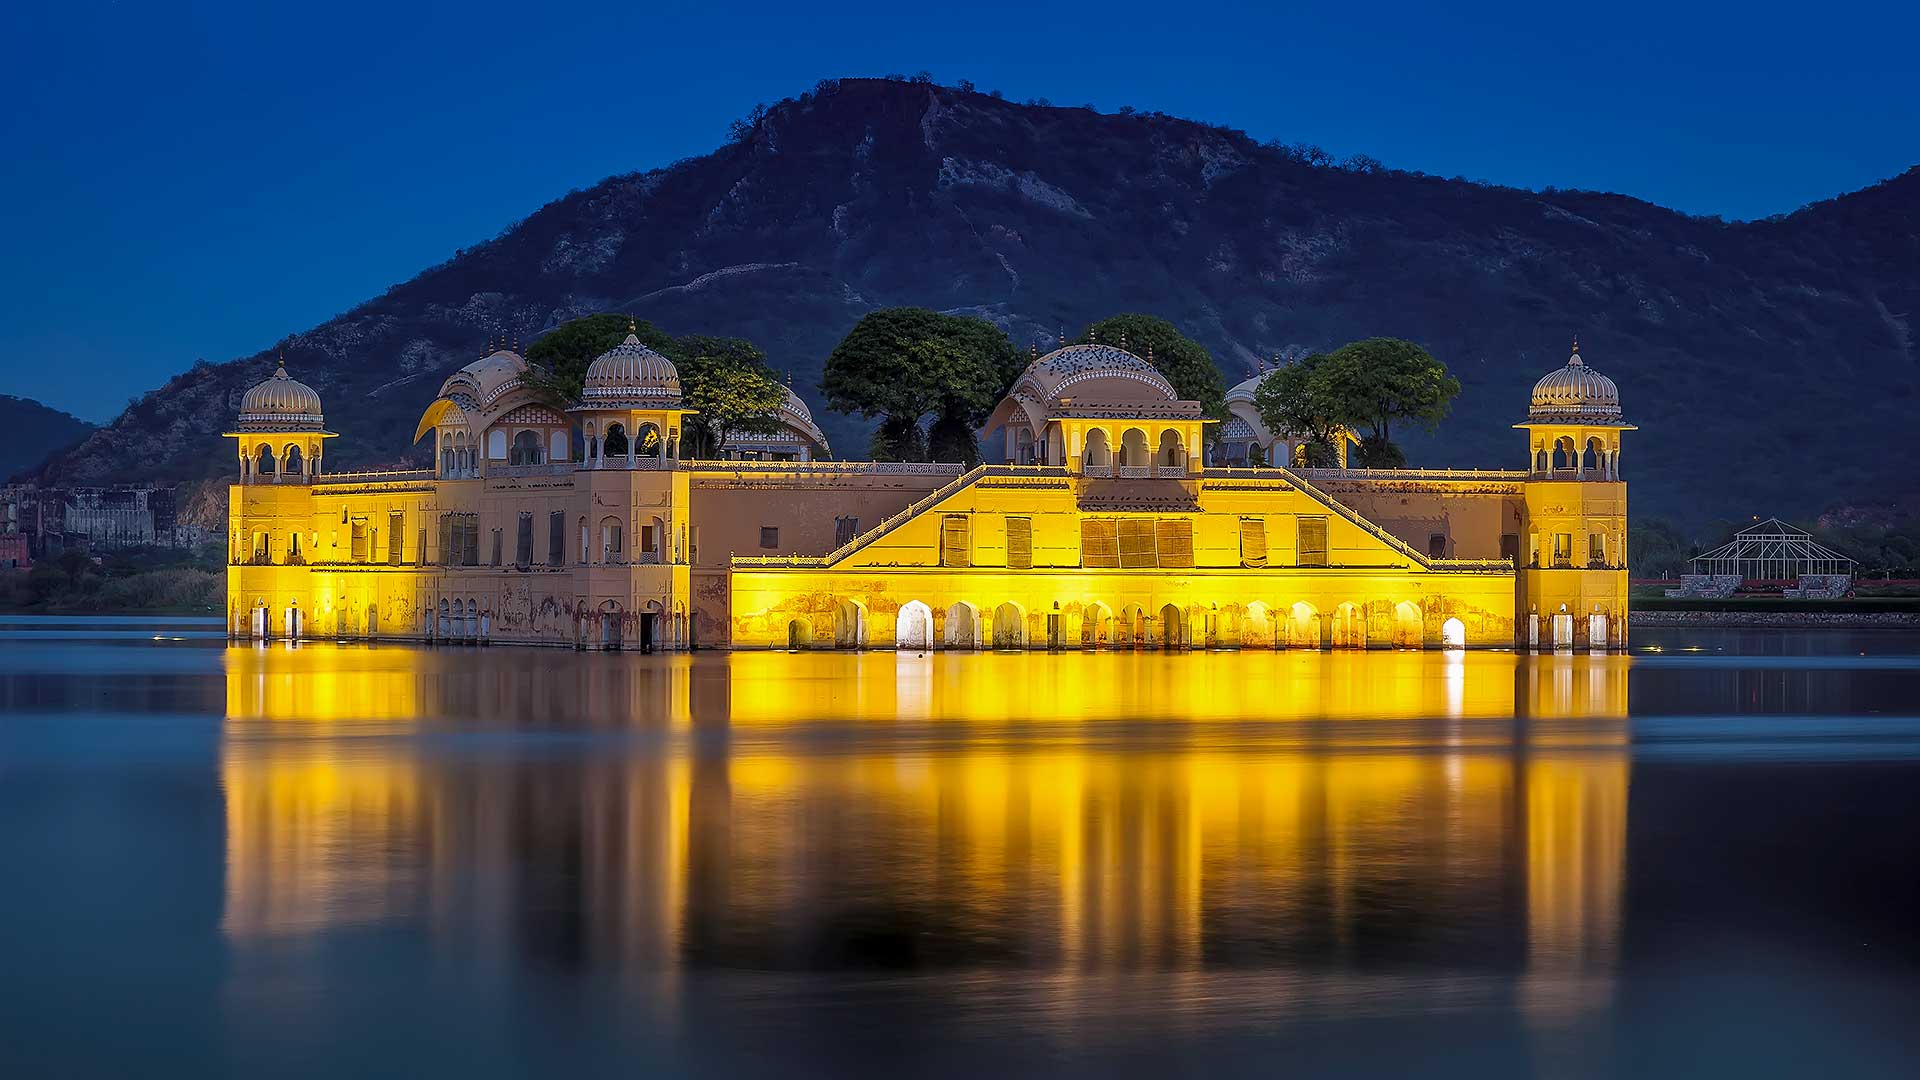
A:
1553 532 1574 568
940 515 970 567
602 518 624 562
1297 516 1328 567
389 512 405 563
689 526 700 565
439 513 479 566
1239 518 1267 568
1006 516 1033 569
1118 519 1157 568
1500 532 1519 565
834 516 860 547
640 522 659 558
516 513 533 568
760 526 779 550
1588 532 1606 568
1528 532 1540 568
351 521 369 562
1081 518 1119 568
490 528 503 567
287 532 303 565
1427 533 1447 559
1155 519 1194 568
548 512 565 566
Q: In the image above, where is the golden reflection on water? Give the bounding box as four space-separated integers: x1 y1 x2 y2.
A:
220 644 1628 1020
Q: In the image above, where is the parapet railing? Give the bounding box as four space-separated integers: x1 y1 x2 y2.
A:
680 460 967 475
313 469 436 485
1297 467 1529 481
733 464 1071 569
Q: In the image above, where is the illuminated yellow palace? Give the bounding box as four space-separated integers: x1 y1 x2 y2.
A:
227 332 1631 651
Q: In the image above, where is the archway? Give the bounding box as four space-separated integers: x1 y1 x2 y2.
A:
1119 428 1149 467
945 603 979 650
1287 602 1321 649
600 600 624 649
436 598 451 639
1157 430 1185 469
1082 602 1112 649
896 600 933 650
284 601 302 641
604 423 629 459
1083 429 1112 472
465 599 479 639
1117 604 1146 648
1393 601 1424 648
1442 616 1467 649
1332 602 1363 649
785 617 812 650
256 444 276 476
283 444 303 477
834 599 868 650
1589 610 1609 649
1244 602 1275 649
992 602 1026 650
637 423 663 459
511 429 543 465
1159 603 1185 650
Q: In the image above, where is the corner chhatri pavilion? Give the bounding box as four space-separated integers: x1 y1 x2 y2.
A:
227 334 1630 651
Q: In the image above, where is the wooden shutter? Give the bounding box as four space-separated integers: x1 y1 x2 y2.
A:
1006 516 1033 569
1240 518 1267 568
1156 519 1194 568
1081 518 1119 568
1297 516 1328 566
549 512 565 565
940 514 971 567
1118 519 1158 568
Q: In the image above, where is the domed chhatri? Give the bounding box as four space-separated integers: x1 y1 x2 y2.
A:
236 361 327 431
1528 339 1625 424
582 326 683 407
1022 343 1179 401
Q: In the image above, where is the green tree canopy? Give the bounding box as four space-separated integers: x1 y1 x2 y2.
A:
1251 351 1349 465
1078 314 1228 427
822 308 1017 462
1251 337 1458 468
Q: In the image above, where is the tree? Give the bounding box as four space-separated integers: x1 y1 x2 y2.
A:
1315 337 1460 450
1252 352 1351 465
822 308 1016 462
523 314 675 404
675 335 786 458
1079 314 1227 430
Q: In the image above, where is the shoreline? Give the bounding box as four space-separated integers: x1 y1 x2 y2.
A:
1631 610 1920 629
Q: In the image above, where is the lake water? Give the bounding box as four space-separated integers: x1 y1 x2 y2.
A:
3 617 1918 1077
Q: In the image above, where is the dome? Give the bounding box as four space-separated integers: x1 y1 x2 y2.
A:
1021 343 1178 402
1225 371 1264 405
439 348 529 406
776 385 831 453
1528 342 1623 423
581 329 683 407
236 362 326 431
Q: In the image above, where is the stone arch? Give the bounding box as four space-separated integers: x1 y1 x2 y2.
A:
1116 603 1146 648
604 423 629 459
283 443 303 476
636 422 663 457
1082 601 1112 648
1245 602 1276 649
896 600 933 650
992 601 1027 650
945 602 980 650
256 444 276 476
511 429 543 465
834 599 868 650
1442 616 1467 649
1119 427 1149 467
1083 428 1112 469
1551 435 1577 471
1287 601 1321 649
595 600 623 649
1393 601 1424 648
1158 602 1185 649
599 515 624 563
1332 602 1364 649
1157 428 1186 468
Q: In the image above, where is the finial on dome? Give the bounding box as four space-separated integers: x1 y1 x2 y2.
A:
1146 342 1155 364
785 369 793 387
1119 330 1129 349
1569 334 1584 367
274 350 288 377
1089 326 1098 345
627 318 637 335
1030 341 1039 359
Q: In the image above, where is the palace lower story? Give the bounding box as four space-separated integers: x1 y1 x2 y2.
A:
227 459 1629 652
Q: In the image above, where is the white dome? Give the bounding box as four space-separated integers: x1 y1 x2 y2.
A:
1529 343 1623 422
581 329 683 407
236 362 325 431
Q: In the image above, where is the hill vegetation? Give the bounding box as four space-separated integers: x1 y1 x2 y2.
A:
0 395 94 481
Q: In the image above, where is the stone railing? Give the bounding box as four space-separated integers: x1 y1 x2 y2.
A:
1155 464 1188 478
313 469 436 485
1296 468 1528 481
488 462 577 478
1081 462 1113 478
680 460 966 475
1118 465 1154 479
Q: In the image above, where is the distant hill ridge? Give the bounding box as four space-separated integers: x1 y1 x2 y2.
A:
2 395 95 482
37 77 1920 520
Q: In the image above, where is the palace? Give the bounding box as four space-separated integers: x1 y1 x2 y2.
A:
226 330 1631 651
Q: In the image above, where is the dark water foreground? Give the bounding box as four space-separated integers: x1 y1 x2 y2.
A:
3 617 1918 1078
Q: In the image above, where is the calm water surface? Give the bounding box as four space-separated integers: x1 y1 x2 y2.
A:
3 618 1918 1077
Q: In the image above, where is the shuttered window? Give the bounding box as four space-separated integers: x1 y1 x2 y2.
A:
1298 516 1328 567
1081 518 1119 568
940 514 971 567
548 512 565 566
388 512 405 563
350 521 369 562
1240 518 1267 568
1006 516 1033 569
515 512 534 568
1155 519 1194 568
1118 519 1158 568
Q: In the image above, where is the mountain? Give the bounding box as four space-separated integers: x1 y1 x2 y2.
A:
1 395 95 481
37 78 1919 521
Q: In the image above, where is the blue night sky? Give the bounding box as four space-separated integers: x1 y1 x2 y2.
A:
2 0 1913 422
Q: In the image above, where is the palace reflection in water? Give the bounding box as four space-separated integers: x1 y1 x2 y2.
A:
219 645 1628 1030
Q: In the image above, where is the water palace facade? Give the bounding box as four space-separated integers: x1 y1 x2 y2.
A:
226 331 1632 651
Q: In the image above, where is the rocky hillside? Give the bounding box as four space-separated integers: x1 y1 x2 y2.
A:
39 78 1919 520
1 395 94 481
